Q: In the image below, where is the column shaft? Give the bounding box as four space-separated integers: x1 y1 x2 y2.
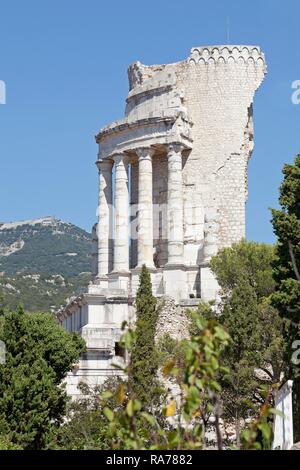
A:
113 154 129 272
97 159 113 277
137 148 155 268
167 144 184 264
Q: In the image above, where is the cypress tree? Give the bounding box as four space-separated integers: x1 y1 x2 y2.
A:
129 265 160 409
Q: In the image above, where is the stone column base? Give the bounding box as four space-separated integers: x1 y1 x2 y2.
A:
199 264 219 302
108 271 131 292
92 275 109 289
163 264 187 302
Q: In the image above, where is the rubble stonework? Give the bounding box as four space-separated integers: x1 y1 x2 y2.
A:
57 45 266 398
155 298 190 342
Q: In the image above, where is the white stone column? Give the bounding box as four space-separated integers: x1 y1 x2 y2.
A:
91 223 98 279
113 153 129 272
166 143 184 265
136 147 155 268
96 159 113 281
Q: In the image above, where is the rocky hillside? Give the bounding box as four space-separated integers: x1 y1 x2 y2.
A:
0 217 92 311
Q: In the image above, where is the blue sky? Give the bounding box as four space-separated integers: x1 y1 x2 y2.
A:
0 0 299 243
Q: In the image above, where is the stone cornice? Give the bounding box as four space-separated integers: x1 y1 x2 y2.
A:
56 294 86 321
56 291 130 322
96 116 176 143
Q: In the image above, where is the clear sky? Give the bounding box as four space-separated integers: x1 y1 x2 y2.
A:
0 0 299 243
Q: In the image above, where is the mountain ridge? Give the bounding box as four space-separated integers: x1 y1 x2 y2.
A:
0 215 59 230
0 216 92 311
0 216 92 277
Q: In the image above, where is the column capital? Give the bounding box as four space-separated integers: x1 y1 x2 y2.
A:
111 152 129 165
166 142 186 155
136 147 156 160
96 158 113 172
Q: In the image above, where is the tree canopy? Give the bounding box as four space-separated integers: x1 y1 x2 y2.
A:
0 307 85 449
209 240 285 446
129 265 160 409
271 154 300 353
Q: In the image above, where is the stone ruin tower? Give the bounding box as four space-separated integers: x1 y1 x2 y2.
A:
58 45 266 398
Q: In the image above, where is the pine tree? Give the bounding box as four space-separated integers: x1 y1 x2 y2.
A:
271 154 300 366
220 282 261 447
129 265 160 409
271 154 300 440
210 240 285 446
0 306 85 449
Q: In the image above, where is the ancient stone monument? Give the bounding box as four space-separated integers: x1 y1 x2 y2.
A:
58 45 266 397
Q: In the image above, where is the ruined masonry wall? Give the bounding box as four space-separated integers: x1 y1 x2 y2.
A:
176 47 265 248
155 298 190 342
125 47 265 253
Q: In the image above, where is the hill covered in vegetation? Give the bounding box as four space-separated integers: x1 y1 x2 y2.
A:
0 217 92 311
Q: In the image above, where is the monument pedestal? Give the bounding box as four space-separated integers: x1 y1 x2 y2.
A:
199 264 219 302
163 264 187 302
108 271 131 292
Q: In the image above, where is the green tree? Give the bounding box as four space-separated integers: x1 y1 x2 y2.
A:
221 283 261 447
54 377 125 450
210 239 276 298
271 154 300 440
209 240 285 446
100 314 231 450
271 154 300 363
0 306 85 449
54 309 274 451
129 265 160 410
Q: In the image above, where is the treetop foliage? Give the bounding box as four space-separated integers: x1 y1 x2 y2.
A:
271 154 300 325
210 239 275 299
0 307 85 449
